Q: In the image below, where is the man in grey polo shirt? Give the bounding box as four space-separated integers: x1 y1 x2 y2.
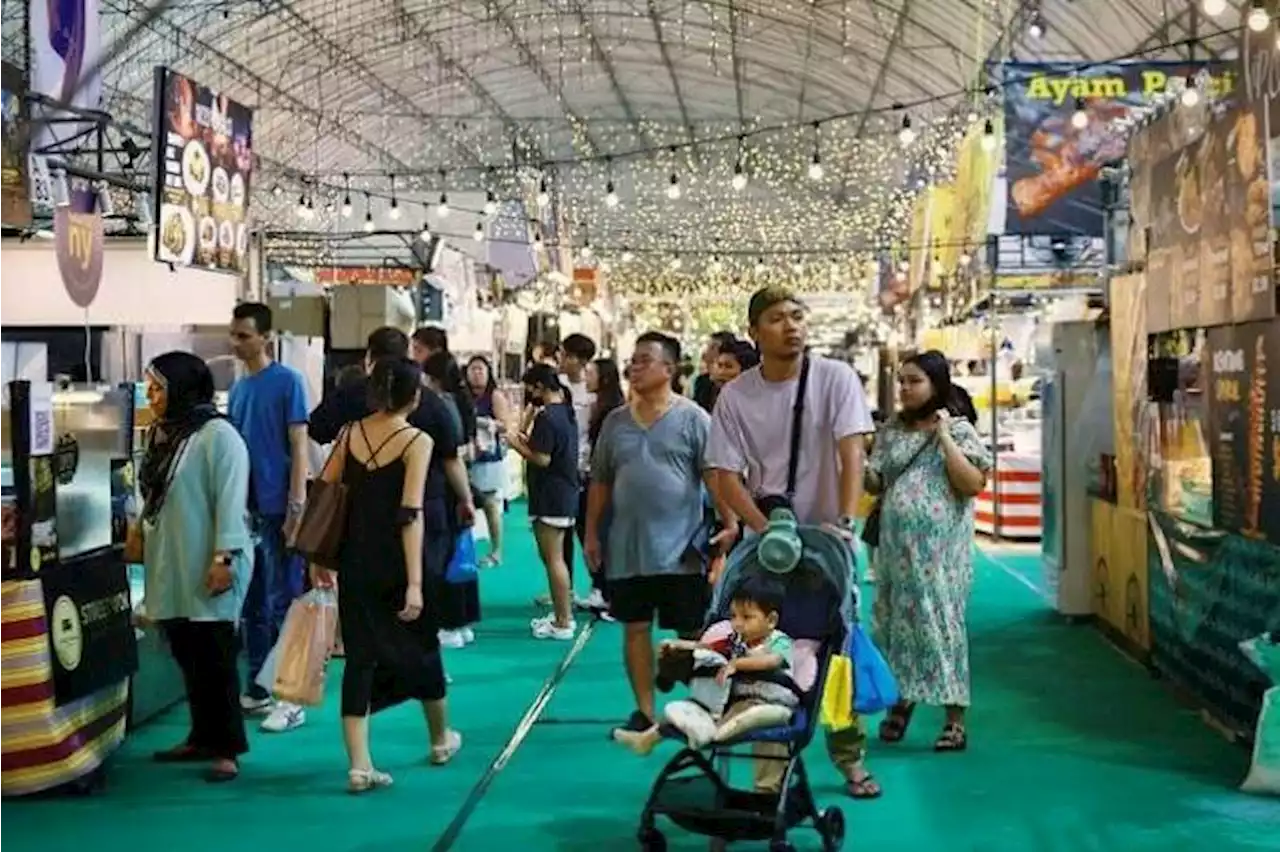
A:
585 331 737 736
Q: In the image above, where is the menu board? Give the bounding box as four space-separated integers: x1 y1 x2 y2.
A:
1206 320 1280 543
151 67 253 275
1225 106 1273 322
1197 109 1235 326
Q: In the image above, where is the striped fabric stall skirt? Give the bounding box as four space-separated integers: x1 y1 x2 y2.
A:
1 580 128 797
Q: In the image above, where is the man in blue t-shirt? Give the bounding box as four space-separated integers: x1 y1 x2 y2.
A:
227 302 311 733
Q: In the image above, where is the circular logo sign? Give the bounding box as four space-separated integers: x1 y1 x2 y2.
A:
50 595 83 672
54 187 104 309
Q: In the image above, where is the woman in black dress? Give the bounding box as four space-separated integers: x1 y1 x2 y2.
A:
311 357 462 793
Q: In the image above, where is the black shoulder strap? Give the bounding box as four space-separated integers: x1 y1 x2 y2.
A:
784 355 810 500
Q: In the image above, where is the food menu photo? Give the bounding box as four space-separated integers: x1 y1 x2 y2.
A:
1150 331 1213 528
151 67 253 274
1225 104 1272 323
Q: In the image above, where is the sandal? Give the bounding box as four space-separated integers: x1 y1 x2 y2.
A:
430 730 463 765
877 702 915 743
934 722 967 752
846 768 883 799
347 767 393 794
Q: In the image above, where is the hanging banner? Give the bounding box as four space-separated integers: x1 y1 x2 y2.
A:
28 0 103 154
1002 61 1232 237
1 60 32 228
152 67 254 276
54 184 104 308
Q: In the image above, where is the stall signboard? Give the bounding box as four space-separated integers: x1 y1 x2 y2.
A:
1003 61 1231 237
54 185 104 309
1 60 31 228
151 67 253 276
39 549 137 705
1233 26 1278 322
314 266 418 286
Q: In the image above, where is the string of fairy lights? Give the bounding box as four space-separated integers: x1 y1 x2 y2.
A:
247 12 1254 299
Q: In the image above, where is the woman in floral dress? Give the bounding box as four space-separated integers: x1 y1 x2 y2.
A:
867 351 991 752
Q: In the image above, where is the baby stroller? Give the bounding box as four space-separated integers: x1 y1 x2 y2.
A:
636 511 855 852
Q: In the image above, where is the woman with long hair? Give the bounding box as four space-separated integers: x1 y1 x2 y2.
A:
867 350 991 753
140 352 252 783
508 363 579 639
583 357 625 611
464 355 511 568
424 352 481 649
312 357 461 792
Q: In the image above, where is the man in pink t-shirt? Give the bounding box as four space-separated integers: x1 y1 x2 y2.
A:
706 286 881 799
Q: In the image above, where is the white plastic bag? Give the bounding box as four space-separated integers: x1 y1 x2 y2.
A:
1240 633 1280 796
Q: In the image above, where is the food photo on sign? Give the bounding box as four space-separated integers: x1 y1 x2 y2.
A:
1002 61 1230 237
150 67 253 274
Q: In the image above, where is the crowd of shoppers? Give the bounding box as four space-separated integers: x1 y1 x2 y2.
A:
138 289 989 804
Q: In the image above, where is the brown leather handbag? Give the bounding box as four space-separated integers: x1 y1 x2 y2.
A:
290 428 350 569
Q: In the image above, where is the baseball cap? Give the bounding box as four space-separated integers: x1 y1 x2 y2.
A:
747 286 805 326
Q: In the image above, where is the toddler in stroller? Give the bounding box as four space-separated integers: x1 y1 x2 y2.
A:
615 575 799 755
630 509 854 852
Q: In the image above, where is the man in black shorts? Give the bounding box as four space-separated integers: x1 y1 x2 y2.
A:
585 332 737 736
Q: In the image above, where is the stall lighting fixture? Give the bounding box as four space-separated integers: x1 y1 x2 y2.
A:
1181 78 1200 108
418 223 430 242
808 152 824 181
580 241 593 259
473 223 485 242
1201 0 1226 15
666 172 682 200
340 195 352 217
605 181 619 208
898 115 916 146
1248 0 1270 32
436 192 449 218
1070 98 1088 129
484 189 498 217
1027 10 1046 39
362 211 374 233
981 119 998 152
732 162 748 191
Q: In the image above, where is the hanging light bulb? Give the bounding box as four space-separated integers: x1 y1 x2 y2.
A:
708 254 723 274
362 210 375 233
732 162 748 191
1248 0 1270 32
295 193 308 218
898 115 916 146
959 251 972 267
605 180 619 208
532 227 543 247
389 198 401 220
829 259 840 276
600 260 612 273
271 184 283 197
537 176 551 208
436 192 449 218
1027 11 1045 39
666 172 682 200
473 222 485 242
484 189 498 217
1071 98 1089 129
669 254 683 270
580 241 593 259
341 194 353 218
754 257 766 276
621 247 634 263
418 221 430 242
808 152 824 181
792 260 805 275
1181 77 1200 108
1201 0 1226 15
981 118 998 152
324 198 336 214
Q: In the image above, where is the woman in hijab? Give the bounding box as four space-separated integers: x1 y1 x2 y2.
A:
139 352 253 782
865 350 991 754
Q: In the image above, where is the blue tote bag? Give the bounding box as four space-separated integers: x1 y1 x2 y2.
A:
850 624 900 714
445 529 478 584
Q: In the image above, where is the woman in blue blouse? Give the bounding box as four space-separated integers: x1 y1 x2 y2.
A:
140 352 253 782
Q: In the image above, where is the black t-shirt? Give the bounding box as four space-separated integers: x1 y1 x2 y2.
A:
526 402 580 518
692 372 716 413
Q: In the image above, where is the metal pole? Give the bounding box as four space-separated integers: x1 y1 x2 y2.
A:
988 235 1001 541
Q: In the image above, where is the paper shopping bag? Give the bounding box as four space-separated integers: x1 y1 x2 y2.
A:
272 590 338 706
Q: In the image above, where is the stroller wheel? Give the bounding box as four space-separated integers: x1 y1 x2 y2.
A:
819 806 846 851
637 827 667 851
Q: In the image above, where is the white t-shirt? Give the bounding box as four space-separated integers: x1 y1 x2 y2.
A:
706 355 874 525
561 374 595 474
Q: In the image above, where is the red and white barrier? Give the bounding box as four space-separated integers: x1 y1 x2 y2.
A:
975 452 1042 540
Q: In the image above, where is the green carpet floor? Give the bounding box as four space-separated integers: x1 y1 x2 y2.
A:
5 507 1279 851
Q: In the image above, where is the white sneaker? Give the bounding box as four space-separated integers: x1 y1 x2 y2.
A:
438 629 466 649
584 589 608 610
260 702 305 733
460 627 475 644
531 616 575 640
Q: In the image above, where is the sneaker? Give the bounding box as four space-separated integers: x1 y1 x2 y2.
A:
533 593 553 607
530 616 575 640
438 629 467 649
239 693 271 716
260 702 305 733
429 730 463 765
583 589 615 621
460 627 475 644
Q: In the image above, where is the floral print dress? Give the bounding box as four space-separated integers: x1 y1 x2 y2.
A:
869 417 992 708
